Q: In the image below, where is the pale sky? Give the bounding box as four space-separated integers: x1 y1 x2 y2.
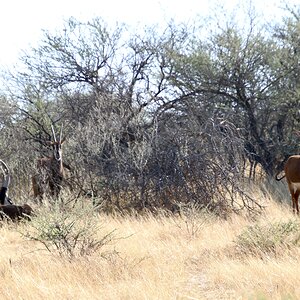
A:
0 0 298 67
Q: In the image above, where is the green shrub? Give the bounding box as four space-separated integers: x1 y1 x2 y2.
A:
235 220 300 255
23 202 116 260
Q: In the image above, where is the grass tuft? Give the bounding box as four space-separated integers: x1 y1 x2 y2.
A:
235 219 300 256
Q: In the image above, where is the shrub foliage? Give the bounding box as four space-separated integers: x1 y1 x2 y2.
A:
23 203 116 260
235 220 300 255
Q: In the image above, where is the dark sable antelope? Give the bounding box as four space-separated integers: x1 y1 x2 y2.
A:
0 159 33 221
0 159 13 205
32 125 67 200
0 204 33 221
276 155 300 214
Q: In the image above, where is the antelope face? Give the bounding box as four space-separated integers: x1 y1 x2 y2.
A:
52 141 63 161
51 125 65 162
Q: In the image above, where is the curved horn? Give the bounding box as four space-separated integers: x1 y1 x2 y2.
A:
0 159 10 194
0 159 9 175
51 125 57 142
59 124 63 144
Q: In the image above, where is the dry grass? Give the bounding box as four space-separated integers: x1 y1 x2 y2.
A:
0 185 299 299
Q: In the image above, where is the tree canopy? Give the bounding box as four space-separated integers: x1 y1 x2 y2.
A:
1 5 300 214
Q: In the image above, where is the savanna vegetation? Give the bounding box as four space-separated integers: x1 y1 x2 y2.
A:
0 3 298 214
0 189 300 299
0 2 300 299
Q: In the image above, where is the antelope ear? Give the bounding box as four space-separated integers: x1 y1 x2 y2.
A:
60 138 66 144
46 141 54 146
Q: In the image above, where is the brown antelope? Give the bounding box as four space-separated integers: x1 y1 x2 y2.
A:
276 155 300 214
32 125 67 200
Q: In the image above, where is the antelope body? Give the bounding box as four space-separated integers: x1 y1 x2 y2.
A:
276 155 300 214
32 125 66 199
0 159 33 221
0 204 33 221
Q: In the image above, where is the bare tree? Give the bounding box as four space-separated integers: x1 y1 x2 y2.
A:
4 15 293 215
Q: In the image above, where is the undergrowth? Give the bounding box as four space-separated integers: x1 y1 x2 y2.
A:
235 219 300 256
22 201 117 260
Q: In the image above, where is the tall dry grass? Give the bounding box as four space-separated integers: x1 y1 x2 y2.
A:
0 183 299 299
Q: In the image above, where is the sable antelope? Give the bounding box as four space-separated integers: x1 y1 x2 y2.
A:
276 155 300 214
0 159 13 205
0 160 33 221
0 204 33 221
32 125 67 200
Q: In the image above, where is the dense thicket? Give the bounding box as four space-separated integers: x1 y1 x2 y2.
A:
0 6 300 214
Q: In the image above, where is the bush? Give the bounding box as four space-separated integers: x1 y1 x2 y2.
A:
23 202 116 260
235 220 300 255
172 204 213 240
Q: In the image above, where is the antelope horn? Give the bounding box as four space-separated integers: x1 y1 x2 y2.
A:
0 159 10 190
0 159 9 175
59 124 63 144
51 125 57 142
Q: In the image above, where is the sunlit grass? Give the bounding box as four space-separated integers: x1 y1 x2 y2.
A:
0 184 299 299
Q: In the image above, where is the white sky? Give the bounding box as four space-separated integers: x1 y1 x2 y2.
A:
0 0 298 67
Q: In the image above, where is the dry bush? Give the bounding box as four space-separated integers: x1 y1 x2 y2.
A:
64 107 262 217
171 203 214 240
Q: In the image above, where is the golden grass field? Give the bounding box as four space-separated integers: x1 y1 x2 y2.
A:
0 183 300 300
